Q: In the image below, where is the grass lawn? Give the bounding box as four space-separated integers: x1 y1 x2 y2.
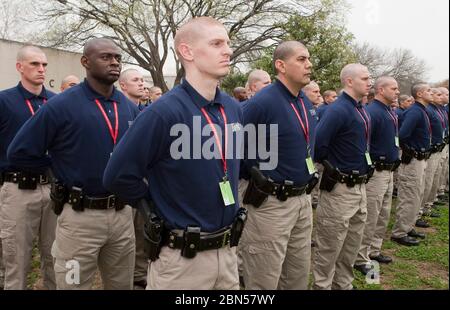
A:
27 199 449 290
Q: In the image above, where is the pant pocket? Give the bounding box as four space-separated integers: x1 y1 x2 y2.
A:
0 219 16 257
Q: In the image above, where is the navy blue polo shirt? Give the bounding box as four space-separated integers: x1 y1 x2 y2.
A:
366 100 400 163
399 102 431 151
438 105 449 138
7 80 139 197
0 82 55 173
241 79 317 186
395 107 407 128
315 92 370 174
427 103 445 145
103 79 243 232
316 103 329 121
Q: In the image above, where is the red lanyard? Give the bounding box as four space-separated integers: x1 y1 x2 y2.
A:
25 99 46 116
386 107 398 134
290 99 310 145
355 107 370 148
422 110 432 137
435 107 446 129
200 106 228 176
94 99 119 145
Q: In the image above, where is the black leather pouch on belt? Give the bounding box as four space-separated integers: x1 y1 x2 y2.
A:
319 160 338 192
243 166 270 208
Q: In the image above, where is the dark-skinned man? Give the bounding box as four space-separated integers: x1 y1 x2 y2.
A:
7 38 139 289
354 77 400 275
0 45 56 290
391 83 433 246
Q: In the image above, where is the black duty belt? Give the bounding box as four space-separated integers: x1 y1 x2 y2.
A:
163 226 232 252
430 144 446 154
335 172 368 186
257 180 309 202
375 161 401 172
67 189 125 211
2 171 49 185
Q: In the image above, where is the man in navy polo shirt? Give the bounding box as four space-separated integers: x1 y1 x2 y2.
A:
436 87 449 198
354 77 400 275
103 17 242 290
391 83 433 246
0 45 56 290
238 41 317 290
7 38 139 289
312 63 372 290
419 88 446 219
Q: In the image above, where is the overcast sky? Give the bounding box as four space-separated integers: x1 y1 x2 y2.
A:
346 0 449 82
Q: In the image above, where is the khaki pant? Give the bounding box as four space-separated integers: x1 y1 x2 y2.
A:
147 246 239 290
240 193 312 290
421 152 441 214
132 209 148 284
438 145 449 194
0 183 56 290
0 185 4 288
312 183 367 290
355 171 393 265
236 179 249 280
52 204 135 290
391 159 427 238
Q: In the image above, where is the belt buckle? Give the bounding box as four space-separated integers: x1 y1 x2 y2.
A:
39 175 48 184
222 230 231 247
107 195 116 209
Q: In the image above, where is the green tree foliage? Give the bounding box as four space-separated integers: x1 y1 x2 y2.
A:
220 71 248 96
252 0 357 92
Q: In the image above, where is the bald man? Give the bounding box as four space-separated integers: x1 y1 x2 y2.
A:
354 77 400 275
60 75 80 92
239 41 318 290
313 64 373 290
418 88 446 220
436 87 449 200
0 45 56 289
103 17 243 290
119 69 145 104
247 69 271 97
303 81 322 107
233 87 248 102
317 90 337 121
391 83 433 246
7 38 139 289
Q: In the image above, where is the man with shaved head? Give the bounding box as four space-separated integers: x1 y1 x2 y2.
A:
316 90 337 120
119 68 145 107
313 63 373 290
418 88 446 220
232 86 248 102
60 75 80 92
103 17 243 290
391 83 433 246
239 40 318 290
354 76 400 275
436 87 449 200
148 86 163 103
247 69 271 97
303 81 322 108
7 38 139 289
0 45 56 290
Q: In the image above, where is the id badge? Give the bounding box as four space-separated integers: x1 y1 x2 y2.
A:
219 180 235 206
306 157 316 175
365 152 372 166
395 136 400 147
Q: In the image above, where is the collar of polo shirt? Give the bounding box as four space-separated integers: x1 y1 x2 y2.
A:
17 82 49 100
180 79 224 109
81 78 121 103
